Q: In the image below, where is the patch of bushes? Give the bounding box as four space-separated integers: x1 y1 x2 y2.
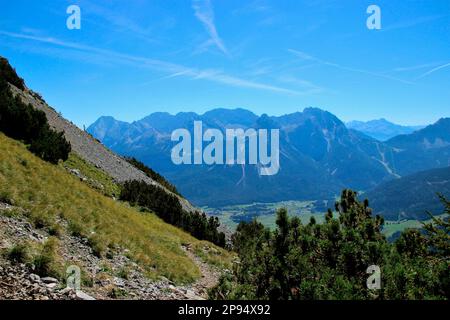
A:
0 190 13 205
31 212 52 229
87 234 106 258
30 90 44 102
32 237 61 279
48 224 63 237
117 267 130 280
0 57 71 164
81 271 94 288
0 57 25 90
5 243 30 263
0 208 21 218
120 180 226 247
109 287 128 298
28 129 71 164
5 238 62 280
68 221 84 237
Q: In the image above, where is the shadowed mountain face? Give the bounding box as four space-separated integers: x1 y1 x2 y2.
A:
363 166 450 220
347 119 424 141
88 108 450 207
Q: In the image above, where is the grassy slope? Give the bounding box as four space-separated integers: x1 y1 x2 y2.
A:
62 153 121 198
0 133 230 284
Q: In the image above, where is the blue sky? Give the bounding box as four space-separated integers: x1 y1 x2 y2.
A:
0 0 449 127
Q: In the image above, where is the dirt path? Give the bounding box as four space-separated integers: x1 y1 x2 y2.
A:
181 246 221 299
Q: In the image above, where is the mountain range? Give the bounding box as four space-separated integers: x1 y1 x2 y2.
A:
346 119 424 141
88 108 450 211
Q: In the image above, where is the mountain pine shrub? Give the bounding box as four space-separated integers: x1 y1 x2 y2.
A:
210 190 449 300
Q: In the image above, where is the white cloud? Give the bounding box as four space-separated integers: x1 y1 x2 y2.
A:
416 62 450 80
0 30 299 95
277 75 324 95
77 0 156 43
192 0 228 55
391 63 441 73
288 49 413 85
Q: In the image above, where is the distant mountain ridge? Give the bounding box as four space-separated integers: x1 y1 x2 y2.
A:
385 118 450 175
347 119 425 141
88 108 450 208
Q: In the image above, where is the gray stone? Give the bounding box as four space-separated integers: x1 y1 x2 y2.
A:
41 277 59 284
76 291 96 301
46 283 58 289
59 287 75 295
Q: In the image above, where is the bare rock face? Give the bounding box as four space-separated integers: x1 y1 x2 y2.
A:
9 84 196 213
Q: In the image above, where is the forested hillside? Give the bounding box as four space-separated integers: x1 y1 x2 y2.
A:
365 167 450 220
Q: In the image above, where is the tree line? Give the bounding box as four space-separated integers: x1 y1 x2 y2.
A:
210 189 449 300
125 157 181 196
120 180 226 247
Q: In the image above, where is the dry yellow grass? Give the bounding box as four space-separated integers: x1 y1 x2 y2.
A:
0 133 231 283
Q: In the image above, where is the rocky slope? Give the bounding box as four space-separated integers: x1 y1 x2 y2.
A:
0 202 222 300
